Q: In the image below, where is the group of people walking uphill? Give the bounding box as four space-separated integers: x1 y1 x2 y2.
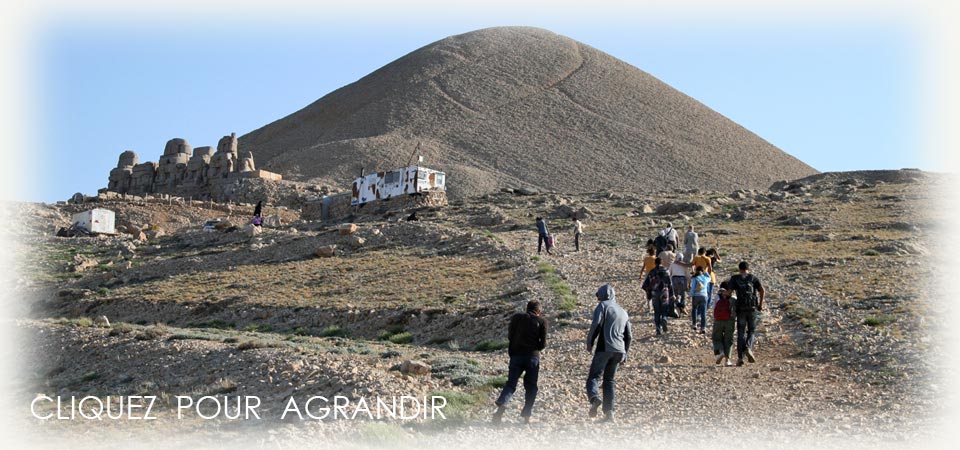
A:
491 218 766 424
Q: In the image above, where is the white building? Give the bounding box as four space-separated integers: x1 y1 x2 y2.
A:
351 165 446 207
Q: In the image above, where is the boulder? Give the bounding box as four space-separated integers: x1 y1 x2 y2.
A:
779 215 818 227
94 315 111 327
315 245 337 258
473 206 509 226
515 187 539 196
655 202 713 217
145 229 166 240
244 223 262 237
117 241 136 257
871 241 928 256
263 214 283 228
553 204 594 219
347 235 365 249
400 359 431 376
338 223 359 235
71 254 99 273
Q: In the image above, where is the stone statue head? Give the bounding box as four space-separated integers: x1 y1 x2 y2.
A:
163 138 192 156
118 150 139 168
216 132 238 157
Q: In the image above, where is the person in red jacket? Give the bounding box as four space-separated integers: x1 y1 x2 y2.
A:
711 281 736 366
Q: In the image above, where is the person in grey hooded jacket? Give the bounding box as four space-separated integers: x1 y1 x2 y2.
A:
585 284 632 422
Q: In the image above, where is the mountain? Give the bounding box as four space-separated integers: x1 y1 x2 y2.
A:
239 26 817 199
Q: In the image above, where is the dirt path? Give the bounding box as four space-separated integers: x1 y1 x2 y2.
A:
460 227 924 442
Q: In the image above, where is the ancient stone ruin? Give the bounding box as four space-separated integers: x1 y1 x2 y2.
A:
101 133 283 202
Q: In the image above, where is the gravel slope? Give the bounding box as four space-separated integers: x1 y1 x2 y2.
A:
239 27 818 199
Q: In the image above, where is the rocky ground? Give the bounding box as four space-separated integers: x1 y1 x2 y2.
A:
8 169 949 449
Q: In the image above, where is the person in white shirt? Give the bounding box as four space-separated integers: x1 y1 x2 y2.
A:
669 254 693 316
663 222 680 250
573 218 584 252
683 225 699 263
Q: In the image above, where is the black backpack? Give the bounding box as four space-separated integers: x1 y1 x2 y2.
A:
734 274 759 311
644 269 671 304
653 234 668 253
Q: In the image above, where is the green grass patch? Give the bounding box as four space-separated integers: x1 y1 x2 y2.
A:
429 390 484 423
481 229 504 244
356 422 409 444
237 339 282 351
537 262 556 274
191 320 234 330
536 261 578 311
388 332 414 344
319 325 348 338
864 315 896 327
784 302 819 329
474 340 508 352
427 336 453 345
81 371 99 382
863 249 881 257
485 376 507 389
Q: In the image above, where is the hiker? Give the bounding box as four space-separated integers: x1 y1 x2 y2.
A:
639 247 657 312
669 254 693 317
536 217 552 255
585 284 632 423
706 248 722 308
683 226 699 263
689 265 711 333
693 247 714 307
712 281 735 366
653 230 669 254
728 261 765 366
493 300 548 425
642 257 674 335
252 200 263 227
658 244 677 268
573 217 584 252
645 238 656 255
663 222 680 250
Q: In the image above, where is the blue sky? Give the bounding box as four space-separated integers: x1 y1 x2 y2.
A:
30 15 922 203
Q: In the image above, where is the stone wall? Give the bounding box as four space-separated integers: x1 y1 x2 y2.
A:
303 190 447 222
101 133 285 203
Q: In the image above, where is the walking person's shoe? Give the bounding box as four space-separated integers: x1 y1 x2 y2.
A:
715 354 724 365
699 328 706 335
588 397 602 418
601 412 615 423
492 404 505 424
745 348 757 363
725 359 733 367
736 359 744 367
656 329 662 336
523 416 532 425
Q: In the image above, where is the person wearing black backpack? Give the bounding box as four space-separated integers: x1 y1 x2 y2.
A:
642 257 674 336
727 261 765 367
